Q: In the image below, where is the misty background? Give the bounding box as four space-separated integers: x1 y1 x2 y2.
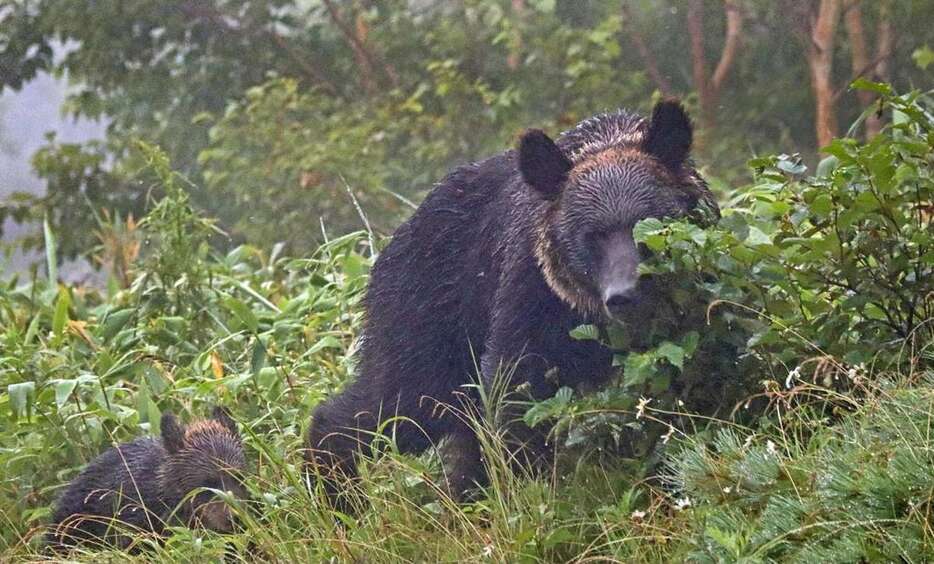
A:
1 70 105 278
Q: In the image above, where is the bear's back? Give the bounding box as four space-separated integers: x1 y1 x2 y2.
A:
48 437 167 547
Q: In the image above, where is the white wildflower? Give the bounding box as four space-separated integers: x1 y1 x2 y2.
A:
661 425 676 444
635 397 652 419
722 486 732 494
481 544 494 558
785 366 801 389
766 440 778 455
631 510 647 520
674 497 692 511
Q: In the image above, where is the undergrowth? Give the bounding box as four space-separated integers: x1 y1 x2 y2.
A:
0 84 931 562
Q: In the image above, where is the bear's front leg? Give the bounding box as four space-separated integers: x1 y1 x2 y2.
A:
477 276 614 478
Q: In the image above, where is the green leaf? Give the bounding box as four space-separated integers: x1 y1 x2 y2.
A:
43 214 58 283
52 287 71 338
570 324 600 341
99 309 134 342
623 352 655 387
251 338 267 376
656 341 685 369
815 156 839 178
911 45 934 70
851 78 893 96
224 296 259 333
633 218 665 243
745 226 772 247
23 314 41 345
54 379 78 408
8 381 36 419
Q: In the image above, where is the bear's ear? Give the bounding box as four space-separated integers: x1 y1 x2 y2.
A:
161 413 186 454
212 406 238 436
642 99 693 170
518 129 572 200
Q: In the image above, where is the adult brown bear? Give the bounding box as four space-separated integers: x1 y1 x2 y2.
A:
305 100 718 504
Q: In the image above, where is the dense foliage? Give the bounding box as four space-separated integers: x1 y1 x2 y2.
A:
0 85 930 561
3 0 934 258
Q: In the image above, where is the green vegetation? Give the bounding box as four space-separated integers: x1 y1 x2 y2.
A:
3 1 934 256
0 85 930 562
1 1 933 561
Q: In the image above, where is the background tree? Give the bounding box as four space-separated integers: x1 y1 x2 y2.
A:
1 0 932 260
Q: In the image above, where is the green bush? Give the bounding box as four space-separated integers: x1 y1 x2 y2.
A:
528 84 932 469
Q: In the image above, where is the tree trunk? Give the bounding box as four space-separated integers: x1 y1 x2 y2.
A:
843 0 892 139
687 0 743 136
867 0 893 137
804 0 842 149
687 0 712 130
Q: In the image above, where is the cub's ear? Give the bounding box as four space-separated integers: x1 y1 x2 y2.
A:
642 99 693 170
212 406 238 436
161 413 186 454
518 129 572 200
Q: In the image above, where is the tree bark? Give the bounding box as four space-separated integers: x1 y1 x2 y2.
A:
843 0 871 108
687 0 743 134
791 0 842 149
867 0 893 137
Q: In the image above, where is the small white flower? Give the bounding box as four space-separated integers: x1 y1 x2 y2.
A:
482 544 494 558
766 440 778 455
631 510 647 520
674 497 692 511
677 399 685 407
722 486 732 494
635 397 652 419
661 425 676 444
785 367 801 389
743 436 754 449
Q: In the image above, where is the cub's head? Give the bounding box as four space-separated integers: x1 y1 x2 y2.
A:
159 407 248 533
519 100 718 321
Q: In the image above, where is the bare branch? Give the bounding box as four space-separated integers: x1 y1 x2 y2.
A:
710 0 743 92
320 0 400 92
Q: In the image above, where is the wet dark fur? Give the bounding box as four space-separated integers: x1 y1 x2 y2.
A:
305 101 718 503
47 408 246 550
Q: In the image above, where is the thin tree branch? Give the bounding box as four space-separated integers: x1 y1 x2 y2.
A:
831 49 895 102
320 0 400 91
620 2 671 95
710 0 743 92
176 2 338 94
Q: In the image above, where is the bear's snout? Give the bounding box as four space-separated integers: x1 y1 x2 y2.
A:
596 230 641 319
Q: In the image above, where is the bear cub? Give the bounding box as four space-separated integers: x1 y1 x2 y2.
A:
305 99 719 504
47 407 247 550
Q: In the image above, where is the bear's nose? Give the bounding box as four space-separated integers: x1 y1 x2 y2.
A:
603 287 636 317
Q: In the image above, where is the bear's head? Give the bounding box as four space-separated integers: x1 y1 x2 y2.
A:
159 407 248 533
519 99 718 322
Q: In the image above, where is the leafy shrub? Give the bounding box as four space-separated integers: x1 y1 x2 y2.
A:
529 84 932 480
